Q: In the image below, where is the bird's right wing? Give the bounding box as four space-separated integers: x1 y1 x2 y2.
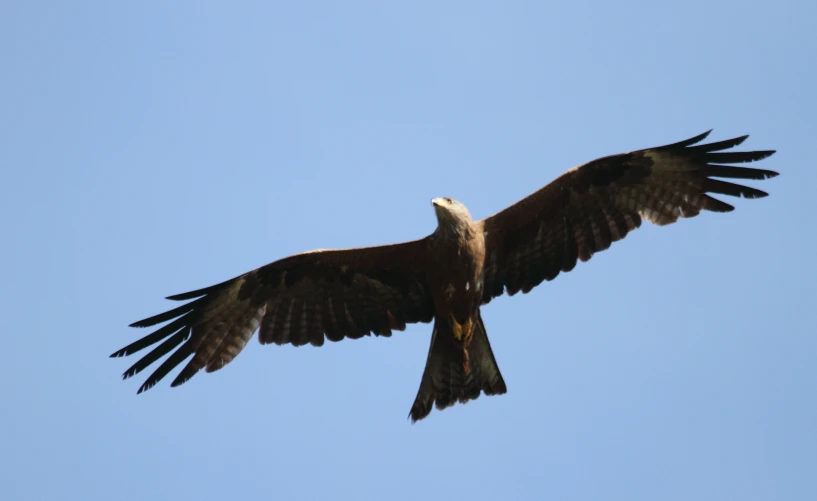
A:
112 239 435 393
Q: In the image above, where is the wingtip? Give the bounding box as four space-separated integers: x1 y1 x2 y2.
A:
684 129 713 146
747 150 777 163
166 289 204 301
732 134 750 146
110 348 127 358
759 150 777 161
655 129 713 150
165 281 227 301
169 376 187 388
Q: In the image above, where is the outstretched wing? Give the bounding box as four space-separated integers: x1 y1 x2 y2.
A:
480 130 778 302
112 239 435 393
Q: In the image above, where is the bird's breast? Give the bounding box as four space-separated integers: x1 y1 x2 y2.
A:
427 235 485 323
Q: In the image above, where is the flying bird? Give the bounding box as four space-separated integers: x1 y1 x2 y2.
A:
113 130 778 422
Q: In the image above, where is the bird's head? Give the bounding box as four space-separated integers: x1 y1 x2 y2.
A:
431 197 473 230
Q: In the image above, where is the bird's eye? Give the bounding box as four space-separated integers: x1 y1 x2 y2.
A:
445 197 452 203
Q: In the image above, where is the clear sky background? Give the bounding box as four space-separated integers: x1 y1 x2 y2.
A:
2 1 815 500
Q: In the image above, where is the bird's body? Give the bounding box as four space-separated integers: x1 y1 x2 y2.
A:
113 131 778 422
427 198 485 333
411 198 504 420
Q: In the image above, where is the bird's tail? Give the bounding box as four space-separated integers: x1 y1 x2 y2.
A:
409 311 507 422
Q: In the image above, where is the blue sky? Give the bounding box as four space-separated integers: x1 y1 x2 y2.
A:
2 1 815 500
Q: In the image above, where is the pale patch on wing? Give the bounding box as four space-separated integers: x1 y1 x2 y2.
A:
206 306 265 372
258 296 282 345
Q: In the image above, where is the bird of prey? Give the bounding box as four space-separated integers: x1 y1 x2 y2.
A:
113 130 777 422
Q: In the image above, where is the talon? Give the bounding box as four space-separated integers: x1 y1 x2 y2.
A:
451 315 473 342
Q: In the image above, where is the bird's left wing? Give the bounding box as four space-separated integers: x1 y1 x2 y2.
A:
479 131 778 303
113 239 434 393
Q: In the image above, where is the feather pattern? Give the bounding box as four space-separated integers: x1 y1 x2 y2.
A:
480 131 777 302
113 240 435 392
409 311 506 422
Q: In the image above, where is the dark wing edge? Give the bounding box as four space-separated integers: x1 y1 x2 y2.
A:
112 240 435 394
479 130 778 303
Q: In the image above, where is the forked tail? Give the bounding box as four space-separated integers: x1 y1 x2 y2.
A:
409 311 507 422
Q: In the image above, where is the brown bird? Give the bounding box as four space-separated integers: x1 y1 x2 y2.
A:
113 130 777 422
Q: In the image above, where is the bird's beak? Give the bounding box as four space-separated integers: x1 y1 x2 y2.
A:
431 198 444 207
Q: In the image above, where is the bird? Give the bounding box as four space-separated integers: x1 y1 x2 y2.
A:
112 130 778 422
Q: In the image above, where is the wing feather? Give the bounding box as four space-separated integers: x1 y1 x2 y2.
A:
480 131 778 303
114 239 434 392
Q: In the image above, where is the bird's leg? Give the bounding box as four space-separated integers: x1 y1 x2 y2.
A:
450 315 474 374
450 315 473 343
